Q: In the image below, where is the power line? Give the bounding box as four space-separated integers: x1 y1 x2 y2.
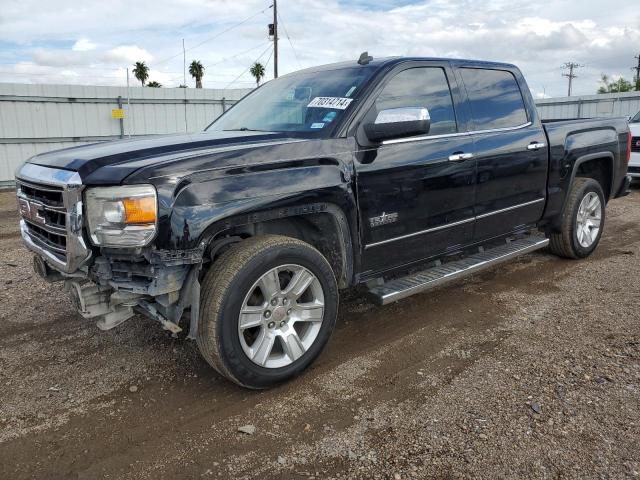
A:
263 44 275 78
277 12 301 68
2 41 272 86
224 44 273 89
561 62 582 96
153 5 272 67
165 41 271 83
207 41 271 69
272 0 278 78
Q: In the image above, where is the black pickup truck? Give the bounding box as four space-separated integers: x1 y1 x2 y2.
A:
15 55 631 388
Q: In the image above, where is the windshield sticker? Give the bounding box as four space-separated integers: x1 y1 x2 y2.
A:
307 97 353 110
322 111 337 123
310 122 325 129
345 86 357 97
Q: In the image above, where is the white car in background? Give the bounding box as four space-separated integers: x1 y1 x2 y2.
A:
630 111 640 182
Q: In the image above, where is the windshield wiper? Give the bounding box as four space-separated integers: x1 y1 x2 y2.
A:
223 127 265 132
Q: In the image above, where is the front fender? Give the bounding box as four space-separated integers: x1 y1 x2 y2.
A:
148 138 357 250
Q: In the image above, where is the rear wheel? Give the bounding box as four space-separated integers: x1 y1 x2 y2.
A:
197 235 338 389
549 177 605 259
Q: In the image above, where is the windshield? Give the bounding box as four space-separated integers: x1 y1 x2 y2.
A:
207 66 375 136
631 111 640 123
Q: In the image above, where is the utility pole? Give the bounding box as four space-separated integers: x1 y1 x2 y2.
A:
273 0 278 78
182 38 186 87
632 53 640 91
183 38 187 132
562 62 582 96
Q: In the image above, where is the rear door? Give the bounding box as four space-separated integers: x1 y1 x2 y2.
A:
354 62 477 274
456 66 548 241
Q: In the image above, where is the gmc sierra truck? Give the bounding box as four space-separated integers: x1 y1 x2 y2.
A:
15 54 631 388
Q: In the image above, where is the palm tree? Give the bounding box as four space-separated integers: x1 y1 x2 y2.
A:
250 62 265 87
597 74 610 94
147 81 162 88
133 61 149 86
189 60 205 89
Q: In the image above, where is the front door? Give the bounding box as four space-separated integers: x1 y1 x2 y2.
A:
354 64 477 275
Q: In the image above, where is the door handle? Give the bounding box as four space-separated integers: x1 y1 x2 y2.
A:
527 142 546 151
448 152 474 162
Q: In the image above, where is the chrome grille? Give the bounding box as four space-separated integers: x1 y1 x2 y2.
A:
17 180 68 262
15 163 91 273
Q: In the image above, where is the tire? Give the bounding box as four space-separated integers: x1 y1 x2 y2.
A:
549 177 606 259
197 235 338 389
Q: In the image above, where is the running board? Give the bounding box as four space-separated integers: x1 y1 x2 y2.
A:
368 236 549 305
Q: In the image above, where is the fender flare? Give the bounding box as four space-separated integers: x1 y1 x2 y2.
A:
199 202 355 287
568 152 614 200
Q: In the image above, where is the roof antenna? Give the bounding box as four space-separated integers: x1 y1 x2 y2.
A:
358 51 373 65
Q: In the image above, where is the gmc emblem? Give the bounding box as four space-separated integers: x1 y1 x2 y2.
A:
18 197 46 225
636 140 640 148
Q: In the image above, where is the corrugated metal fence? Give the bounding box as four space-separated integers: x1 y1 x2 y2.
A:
535 91 640 120
0 83 251 184
2 84 639 184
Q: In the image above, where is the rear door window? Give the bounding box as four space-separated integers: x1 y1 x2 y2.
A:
460 68 528 130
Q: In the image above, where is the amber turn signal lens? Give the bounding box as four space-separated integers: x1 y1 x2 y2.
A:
123 197 156 224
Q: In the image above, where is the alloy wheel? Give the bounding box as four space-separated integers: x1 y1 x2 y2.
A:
576 191 602 248
237 264 325 369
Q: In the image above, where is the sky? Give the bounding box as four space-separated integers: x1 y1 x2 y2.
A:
0 0 639 98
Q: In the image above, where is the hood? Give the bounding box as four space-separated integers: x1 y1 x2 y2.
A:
630 121 640 136
24 130 298 184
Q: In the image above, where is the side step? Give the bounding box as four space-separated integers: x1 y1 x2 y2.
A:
368 236 549 305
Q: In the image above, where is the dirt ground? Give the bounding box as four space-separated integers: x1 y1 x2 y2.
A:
0 187 639 480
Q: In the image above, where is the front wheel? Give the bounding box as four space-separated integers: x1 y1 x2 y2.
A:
549 177 605 259
197 235 338 389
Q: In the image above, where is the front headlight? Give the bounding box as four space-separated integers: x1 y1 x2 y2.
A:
85 185 157 247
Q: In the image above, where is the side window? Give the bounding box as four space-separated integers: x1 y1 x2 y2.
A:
375 67 457 136
460 68 528 129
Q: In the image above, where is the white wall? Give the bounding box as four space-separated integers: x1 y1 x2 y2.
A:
535 91 640 120
0 83 252 183
4 83 638 184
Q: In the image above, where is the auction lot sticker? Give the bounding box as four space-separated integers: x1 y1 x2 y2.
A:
307 97 353 110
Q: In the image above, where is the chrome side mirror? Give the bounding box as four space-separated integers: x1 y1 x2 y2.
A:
364 107 431 142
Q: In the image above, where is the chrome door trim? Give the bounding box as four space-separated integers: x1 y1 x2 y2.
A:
365 217 475 249
470 122 533 136
381 122 533 146
475 198 545 219
364 197 546 249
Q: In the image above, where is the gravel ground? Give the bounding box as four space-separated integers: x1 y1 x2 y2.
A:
0 188 639 479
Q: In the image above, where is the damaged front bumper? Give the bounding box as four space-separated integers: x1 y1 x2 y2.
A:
17 164 203 336
33 246 204 336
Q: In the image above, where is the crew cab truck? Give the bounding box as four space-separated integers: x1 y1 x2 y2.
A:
15 55 631 389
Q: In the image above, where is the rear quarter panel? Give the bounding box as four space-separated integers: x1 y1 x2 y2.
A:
542 118 629 221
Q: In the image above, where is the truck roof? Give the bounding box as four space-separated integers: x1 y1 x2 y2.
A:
291 56 519 76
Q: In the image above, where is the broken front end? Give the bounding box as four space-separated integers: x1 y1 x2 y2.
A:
16 163 201 336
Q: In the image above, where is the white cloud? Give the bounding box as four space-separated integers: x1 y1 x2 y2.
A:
0 0 638 95
104 45 153 64
72 38 97 52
